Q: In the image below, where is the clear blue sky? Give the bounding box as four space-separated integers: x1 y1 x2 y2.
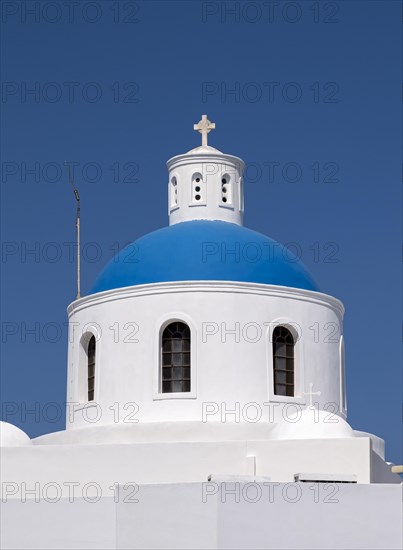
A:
1 1 401 464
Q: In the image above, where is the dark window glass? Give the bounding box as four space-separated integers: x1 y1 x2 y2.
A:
273 326 294 397
161 322 191 393
87 335 96 401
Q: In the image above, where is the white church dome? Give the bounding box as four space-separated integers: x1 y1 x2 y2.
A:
90 115 319 295
270 407 355 440
0 421 32 447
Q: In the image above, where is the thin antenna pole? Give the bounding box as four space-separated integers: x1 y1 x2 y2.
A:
65 162 81 299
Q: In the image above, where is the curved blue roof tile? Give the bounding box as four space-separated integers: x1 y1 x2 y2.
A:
90 221 319 294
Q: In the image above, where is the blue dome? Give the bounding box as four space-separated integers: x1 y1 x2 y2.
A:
90 221 319 294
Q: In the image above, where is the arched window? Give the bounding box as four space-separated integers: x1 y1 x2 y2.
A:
161 322 191 393
87 335 96 401
272 326 294 396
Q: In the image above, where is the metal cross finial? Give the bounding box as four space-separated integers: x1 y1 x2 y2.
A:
302 382 321 409
194 114 216 147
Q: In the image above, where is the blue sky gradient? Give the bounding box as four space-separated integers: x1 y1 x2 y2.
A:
1 1 401 464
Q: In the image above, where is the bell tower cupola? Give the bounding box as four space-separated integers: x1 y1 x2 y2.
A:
167 115 245 226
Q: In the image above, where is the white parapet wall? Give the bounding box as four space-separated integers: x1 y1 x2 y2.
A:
1 482 402 550
3 436 399 491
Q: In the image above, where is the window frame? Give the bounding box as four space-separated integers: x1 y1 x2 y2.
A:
266 320 305 405
77 326 101 405
153 314 197 400
87 335 96 401
160 321 191 394
272 326 295 397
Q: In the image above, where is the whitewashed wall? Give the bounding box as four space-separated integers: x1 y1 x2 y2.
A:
1 482 401 550
65 281 345 430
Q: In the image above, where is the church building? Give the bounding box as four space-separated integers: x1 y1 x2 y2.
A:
1 116 401 550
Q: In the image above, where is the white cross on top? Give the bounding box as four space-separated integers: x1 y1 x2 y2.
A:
194 115 216 147
302 382 321 409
